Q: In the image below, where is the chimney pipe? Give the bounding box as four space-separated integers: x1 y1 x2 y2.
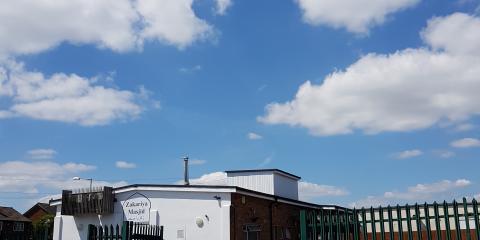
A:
183 156 189 185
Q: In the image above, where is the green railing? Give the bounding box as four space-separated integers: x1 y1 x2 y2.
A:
300 198 480 240
32 226 52 240
88 221 163 240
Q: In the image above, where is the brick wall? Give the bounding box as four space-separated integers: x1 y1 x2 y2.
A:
230 193 306 240
27 208 48 223
0 221 32 239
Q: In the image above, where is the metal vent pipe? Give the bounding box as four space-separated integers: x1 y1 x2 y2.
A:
183 156 189 185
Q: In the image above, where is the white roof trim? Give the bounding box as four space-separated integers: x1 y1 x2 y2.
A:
114 186 236 194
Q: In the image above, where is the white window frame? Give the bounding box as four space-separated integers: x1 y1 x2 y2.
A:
243 224 261 240
13 222 24 232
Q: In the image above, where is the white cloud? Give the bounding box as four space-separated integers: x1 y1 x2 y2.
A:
182 172 228 185
62 163 97 172
0 0 220 57
258 84 268 92
453 123 475 132
0 110 12 118
135 0 215 49
258 156 272 167
115 161 137 169
0 0 226 125
247 132 263 140
61 179 128 191
393 149 423 159
422 13 480 56
434 150 456 159
189 159 207 165
0 61 149 126
0 0 137 57
451 138 480 148
295 0 420 33
0 160 97 193
215 0 233 15
38 194 62 204
352 179 471 207
260 13 480 136
298 181 349 201
27 148 57 160
179 65 202 73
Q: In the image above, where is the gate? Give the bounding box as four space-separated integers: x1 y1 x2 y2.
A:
88 221 163 240
301 197 480 240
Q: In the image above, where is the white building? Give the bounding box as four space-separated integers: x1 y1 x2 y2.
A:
50 169 334 240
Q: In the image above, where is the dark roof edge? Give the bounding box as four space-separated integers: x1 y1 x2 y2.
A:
24 203 56 216
23 205 37 217
225 169 301 180
233 186 349 211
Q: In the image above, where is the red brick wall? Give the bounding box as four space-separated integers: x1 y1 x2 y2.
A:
27 209 48 223
0 221 32 239
230 193 305 240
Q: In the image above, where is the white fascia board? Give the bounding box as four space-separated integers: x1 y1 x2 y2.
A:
50 199 61 206
113 186 236 194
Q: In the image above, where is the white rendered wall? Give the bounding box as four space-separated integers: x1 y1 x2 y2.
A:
227 172 274 195
53 190 231 240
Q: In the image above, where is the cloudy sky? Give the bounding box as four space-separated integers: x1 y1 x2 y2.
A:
1 0 480 211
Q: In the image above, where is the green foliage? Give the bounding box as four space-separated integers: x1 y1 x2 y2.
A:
33 214 54 229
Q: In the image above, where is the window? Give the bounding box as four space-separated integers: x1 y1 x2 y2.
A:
0 221 3 232
243 224 261 240
274 226 292 240
284 228 291 239
177 229 185 239
246 231 259 240
13 222 24 232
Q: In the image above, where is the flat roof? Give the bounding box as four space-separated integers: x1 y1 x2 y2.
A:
49 183 348 211
225 169 301 180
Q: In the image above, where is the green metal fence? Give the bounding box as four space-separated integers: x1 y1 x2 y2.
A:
300 198 480 240
88 221 163 240
32 226 52 240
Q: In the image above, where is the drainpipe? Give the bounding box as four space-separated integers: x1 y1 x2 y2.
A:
231 205 236 240
270 197 278 240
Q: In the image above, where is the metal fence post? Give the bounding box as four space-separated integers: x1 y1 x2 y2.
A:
300 210 307 240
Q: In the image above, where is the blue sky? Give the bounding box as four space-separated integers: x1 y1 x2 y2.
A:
1 0 480 211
